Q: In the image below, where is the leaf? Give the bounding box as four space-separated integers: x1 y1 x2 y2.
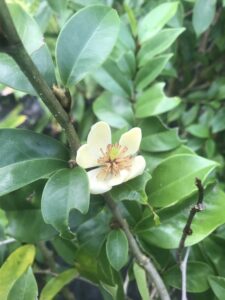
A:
135 82 181 118
42 167 90 238
93 92 134 129
56 5 120 86
138 2 179 44
141 128 184 152
40 269 78 300
92 58 132 97
0 158 67 197
8 268 38 300
0 129 69 168
186 124 210 138
138 28 185 67
110 171 151 204
192 0 216 36
106 229 128 271
208 275 225 300
0 106 26 129
0 3 55 94
164 261 214 292
211 107 225 133
6 210 56 243
136 186 225 249
133 263 150 300
147 154 218 207
135 55 172 91
0 245 35 300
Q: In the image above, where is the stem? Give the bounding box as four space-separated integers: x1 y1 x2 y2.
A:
180 248 190 300
0 0 80 160
104 193 171 300
0 238 16 246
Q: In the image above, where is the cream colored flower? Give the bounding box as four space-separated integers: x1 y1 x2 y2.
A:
76 121 146 194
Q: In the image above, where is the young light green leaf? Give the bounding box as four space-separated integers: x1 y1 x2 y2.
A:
40 269 78 300
136 186 225 249
135 82 181 118
106 229 128 271
138 2 179 44
0 158 67 197
137 28 185 67
133 263 150 300
42 167 90 238
92 58 132 97
135 55 172 91
147 154 218 207
93 92 134 129
56 5 120 86
186 124 210 138
192 0 216 36
8 268 38 300
0 245 35 300
0 3 55 94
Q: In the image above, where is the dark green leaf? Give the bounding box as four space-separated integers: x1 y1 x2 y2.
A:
208 275 225 300
133 263 150 300
42 167 90 237
186 124 210 138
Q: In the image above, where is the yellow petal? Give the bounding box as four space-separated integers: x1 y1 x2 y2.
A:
87 168 112 194
125 155 146 181
119 127 142 155
76 144 99 168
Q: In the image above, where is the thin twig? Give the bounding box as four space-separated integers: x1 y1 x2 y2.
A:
180 248 190 300
0 238 16 246
104 193 171 300
176 178 204 263
0 0 80 160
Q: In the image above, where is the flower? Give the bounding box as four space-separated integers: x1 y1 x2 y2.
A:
76 121 146 194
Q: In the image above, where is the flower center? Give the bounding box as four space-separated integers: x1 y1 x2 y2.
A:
97 143 133 179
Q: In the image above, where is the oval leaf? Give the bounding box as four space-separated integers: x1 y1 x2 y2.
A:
147 154 218 207
208 275 225 300
133 263 150 300
42 167 90 237
0 245 35 299
56 5 120 86
40 269 78 300
106 229 128 271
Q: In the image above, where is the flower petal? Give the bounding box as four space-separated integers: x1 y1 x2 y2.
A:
108 169 129 187
87 168 112 194
119 127 142 155
87 121 111 157
76 144 99 168
125 155 146 181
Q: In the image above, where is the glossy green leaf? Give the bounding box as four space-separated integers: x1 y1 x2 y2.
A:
135 55 172 91
6 210 56 243
164 262 214 292
0 158 67 197
93 58 132 97
110 171 151 204
135 82 181 118
141 128 184 152
8 268 38 300
0 245 35 299
187 124 210 138
136 186 225 249
93 92 134 128
138 2 179 44
138 28 185 67
106 229 128 271
0 3 55 94
133 263 150 300
208 275 225 300
211 107 225 133
56 5 120 86
0 129 69 167
192 0 216 36
147 154 218 207
42 167 90 237
40 269 78 300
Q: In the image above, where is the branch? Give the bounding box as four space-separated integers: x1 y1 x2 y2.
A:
104 193 171 300
0 238 16 246
176 178 204 264
0 0 80 160
180 248 190 300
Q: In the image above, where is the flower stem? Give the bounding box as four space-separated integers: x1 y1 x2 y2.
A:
104 193 171 300
0 0 80 160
